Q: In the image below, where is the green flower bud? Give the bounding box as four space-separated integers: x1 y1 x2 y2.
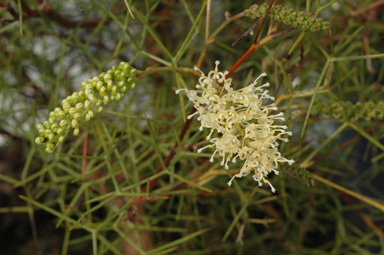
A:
104 73 112 82
103 96 109 105
122 65 130 73
99 86 107 96
62 103 71 113
75 103 83 110
45 147 53 153
35 137 43 144
115 70 121 79
73 112 82 120
51 123 59 132
107 80 113 90
72 92 79 100
78 91 85 100
69 107 77 115
87 93 94 101
71 119 77 128
96 81 103 91
87 110 94 119
57 111 66 119
81 82 87 89
112 86 118 95
117 81 125 88
46 143 55 152
36 62 137 153
60 119 68 127
95 99 102 107
37 124 45 132
73 128 79 136
58 136 65 143
84 100 91 110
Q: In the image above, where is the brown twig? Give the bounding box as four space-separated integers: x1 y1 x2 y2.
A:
232 19 262 47
4 0 101 28
196 12 245 68
205 0 211 42
346 0 384 16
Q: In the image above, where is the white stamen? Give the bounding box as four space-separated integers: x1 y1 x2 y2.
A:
175 88 186 94
181 61 294 193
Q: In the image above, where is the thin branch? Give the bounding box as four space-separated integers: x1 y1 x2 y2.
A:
205 0 211 41
136 67 201 79
232 19 262 47
196 12 245 68
346 0 384 16
6 0 101 28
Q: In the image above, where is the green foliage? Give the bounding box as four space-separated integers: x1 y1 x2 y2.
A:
1 1 384 255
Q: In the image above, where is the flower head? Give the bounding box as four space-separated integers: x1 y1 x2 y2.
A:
177 61 294 192
35 62 136 153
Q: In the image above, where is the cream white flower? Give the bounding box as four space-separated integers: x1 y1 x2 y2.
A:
177 61 294 192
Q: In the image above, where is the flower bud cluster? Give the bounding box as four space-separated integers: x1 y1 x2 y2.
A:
245 3 330 32
176 61 294 192
312 100 384 121
35 62 137 153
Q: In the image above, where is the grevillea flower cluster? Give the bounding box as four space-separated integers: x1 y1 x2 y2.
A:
35 62 137 153
244 3 330 32
176 61 294 192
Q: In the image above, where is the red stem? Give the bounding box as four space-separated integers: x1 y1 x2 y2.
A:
227 44 257 77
